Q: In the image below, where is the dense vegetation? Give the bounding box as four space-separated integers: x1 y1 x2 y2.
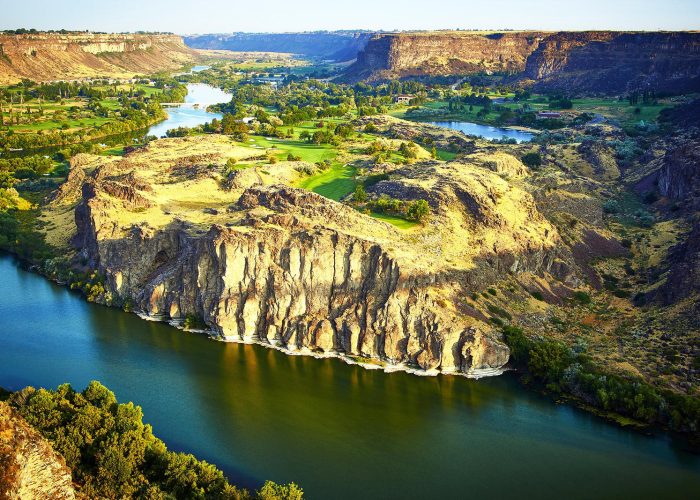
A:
0 78 187 151
502 326 700 442
4 381 303 499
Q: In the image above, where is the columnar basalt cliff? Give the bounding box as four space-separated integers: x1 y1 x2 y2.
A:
0 33 198 84
347 31 546 81
46 136 575 377
525 32 700 94
346 31 700 94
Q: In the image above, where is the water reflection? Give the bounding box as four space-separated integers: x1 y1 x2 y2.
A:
0 255 699 499
427 120 534 143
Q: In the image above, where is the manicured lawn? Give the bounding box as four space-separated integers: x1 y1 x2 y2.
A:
437 149 457 161
370 212 418 229
297 162 356 201
250 135 337 164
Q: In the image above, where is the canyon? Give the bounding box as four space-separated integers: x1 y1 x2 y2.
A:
184 31 374 61
0 32 198 84
345 31 700 94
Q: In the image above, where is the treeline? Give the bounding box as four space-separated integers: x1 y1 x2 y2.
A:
0 155 54 184
0 102 165 151
212 79 425 126
4 381 303 499
503 326 700 441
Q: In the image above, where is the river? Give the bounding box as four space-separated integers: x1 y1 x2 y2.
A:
427 120 534 142
146 83 231 138
0 254 698 499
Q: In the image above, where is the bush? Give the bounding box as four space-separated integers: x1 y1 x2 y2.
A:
603 199 620 214
572 291 592 304
521 152 542 169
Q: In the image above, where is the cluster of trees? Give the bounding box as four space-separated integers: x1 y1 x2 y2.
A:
5 381 303 499
548 96 573 109
0 101 165 151
0 155 54 182
503 326 700 438
354 190 431 222
298 122 354 145
212 79 411 127
627 90 659 106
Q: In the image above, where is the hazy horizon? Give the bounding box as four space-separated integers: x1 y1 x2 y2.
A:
0 0 698 34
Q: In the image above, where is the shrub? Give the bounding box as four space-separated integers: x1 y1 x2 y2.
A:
521 152 542 169
572 291 592 305
603 199 620 214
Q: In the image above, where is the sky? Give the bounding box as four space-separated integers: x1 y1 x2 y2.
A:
0 0 698 33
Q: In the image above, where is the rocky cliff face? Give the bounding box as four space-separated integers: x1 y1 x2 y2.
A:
346 31 700 94
0 33 198 84
526 32 700 94
347 32 545 81
0 401 75 499
47 135 574 377
184 32 373 61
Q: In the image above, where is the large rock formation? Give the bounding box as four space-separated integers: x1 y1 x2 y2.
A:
0 401 75 500
0 32 198 84
345 31 700 94
47 135 572 377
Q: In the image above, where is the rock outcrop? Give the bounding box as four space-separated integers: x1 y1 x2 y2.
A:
48 136 574 377
0 32 198 84
0 401 75 500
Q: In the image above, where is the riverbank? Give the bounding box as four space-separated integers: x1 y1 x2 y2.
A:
1 252 699 499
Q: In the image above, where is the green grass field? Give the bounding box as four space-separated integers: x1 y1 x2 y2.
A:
370 212 418 229
297 162 356 201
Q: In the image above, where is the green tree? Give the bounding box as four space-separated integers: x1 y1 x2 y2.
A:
406 199 430 222
353 184 367 203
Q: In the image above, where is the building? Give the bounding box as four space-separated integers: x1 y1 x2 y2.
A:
395 94 413 105
536 111 562 119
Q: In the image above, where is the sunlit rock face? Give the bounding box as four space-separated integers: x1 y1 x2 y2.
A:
0 33 197 84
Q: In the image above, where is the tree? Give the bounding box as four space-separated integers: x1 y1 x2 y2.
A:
221 113 237 135
353 184 367 203
431 146 438 159
406 199 430 222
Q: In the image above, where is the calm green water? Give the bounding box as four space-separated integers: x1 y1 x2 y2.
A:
0 254 699 499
